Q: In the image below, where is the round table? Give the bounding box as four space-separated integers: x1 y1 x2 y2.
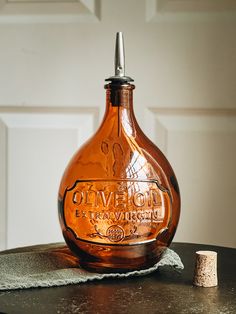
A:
0 243 235 314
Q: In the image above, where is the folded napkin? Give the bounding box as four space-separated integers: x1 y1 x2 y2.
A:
0 243 183 291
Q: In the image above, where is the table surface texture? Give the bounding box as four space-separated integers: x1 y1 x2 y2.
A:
0 242 235 314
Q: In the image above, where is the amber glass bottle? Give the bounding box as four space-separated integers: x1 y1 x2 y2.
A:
58 33 180 272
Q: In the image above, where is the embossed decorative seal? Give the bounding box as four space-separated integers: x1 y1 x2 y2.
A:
106 225 125 242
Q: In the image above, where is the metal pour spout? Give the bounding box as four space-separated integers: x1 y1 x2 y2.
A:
115 32 125 77
106 32 134 83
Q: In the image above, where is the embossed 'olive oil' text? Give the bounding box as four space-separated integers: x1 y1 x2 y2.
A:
63 180 171 244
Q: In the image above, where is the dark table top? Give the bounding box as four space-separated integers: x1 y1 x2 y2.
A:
0 243 235 314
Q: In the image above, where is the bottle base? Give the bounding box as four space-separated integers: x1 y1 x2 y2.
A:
63 230 167 273
79 259 161 273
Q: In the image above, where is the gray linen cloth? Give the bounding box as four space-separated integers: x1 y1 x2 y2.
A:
0 242 184 290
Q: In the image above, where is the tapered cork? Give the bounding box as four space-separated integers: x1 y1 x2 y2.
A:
193 251 218 287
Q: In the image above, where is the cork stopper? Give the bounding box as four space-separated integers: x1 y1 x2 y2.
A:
193 251 218 287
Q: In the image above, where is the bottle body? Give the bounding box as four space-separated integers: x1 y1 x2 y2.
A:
58 84 180 272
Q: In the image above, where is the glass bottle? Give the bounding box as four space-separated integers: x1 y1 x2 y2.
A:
58 32 180 272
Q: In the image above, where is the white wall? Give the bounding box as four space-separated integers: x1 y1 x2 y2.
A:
0 0 236 249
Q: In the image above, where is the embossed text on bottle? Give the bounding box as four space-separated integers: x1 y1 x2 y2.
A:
63 179 172 245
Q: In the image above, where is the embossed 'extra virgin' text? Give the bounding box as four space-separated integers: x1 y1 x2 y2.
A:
63 180 171 245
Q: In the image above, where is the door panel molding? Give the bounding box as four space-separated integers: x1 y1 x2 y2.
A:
0 106 98 249
145 107 236 247
0 0 100 23
146 0 236 22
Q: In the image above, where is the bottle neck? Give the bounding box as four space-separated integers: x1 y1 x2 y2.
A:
105 83 134 108
100 83 137 136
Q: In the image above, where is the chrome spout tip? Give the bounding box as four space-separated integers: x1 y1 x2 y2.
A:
115 32 125 77
105 32 134 83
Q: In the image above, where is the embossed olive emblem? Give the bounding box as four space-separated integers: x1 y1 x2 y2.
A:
106 225 125 242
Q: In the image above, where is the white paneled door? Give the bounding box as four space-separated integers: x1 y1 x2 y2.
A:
0 108 98 249
0 0 236 249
